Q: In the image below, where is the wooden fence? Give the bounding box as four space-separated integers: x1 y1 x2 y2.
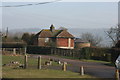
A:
2 48 26 55
51 48 80 58
27 46 112 61
2 42 27 55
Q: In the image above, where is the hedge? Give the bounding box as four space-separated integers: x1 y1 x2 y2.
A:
80 47 111 61
27 45 51 55
2 42 26 48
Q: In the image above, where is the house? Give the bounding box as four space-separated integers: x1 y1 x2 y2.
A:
33 24 74 49
75 38 90 49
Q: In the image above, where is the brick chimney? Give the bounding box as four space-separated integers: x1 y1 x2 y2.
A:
50 24 55 32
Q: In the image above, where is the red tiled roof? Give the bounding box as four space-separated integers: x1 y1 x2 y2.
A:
36 29 74 38
38 29 52 38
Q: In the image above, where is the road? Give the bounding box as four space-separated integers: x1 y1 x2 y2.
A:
30 54 115 78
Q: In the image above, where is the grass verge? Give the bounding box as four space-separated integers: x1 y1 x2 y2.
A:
2 67 93 78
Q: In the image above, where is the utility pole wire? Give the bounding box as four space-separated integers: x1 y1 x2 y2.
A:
0 0 61 7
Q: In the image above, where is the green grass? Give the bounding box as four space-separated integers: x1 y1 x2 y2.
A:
2 55 59 67
2 55 24 65
2 55 94 78
80 59 110 63
2 67 93 78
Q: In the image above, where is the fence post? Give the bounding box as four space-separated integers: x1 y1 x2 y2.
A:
62 62 67 71
2 48 5 51
80 66 84 76
24 55 28 69
24 47 27 55
19 48 21 54
38 56 41 69
51 48 53 55
72 50 74 58
60 49 62 56
13 48 16 55
54 48 56 55
115 69 119 80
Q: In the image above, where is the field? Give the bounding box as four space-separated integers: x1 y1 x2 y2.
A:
2 55 93 78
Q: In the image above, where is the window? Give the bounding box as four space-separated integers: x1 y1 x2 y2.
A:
45 38 49 42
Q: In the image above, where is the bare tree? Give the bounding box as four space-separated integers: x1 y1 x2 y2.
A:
105 25 120 46
81 33 102 46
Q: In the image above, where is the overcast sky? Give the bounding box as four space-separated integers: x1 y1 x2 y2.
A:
1 2 118 30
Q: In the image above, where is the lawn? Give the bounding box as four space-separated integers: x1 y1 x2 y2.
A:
2 55 93 78
2 67 92 78
2 55 61 67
